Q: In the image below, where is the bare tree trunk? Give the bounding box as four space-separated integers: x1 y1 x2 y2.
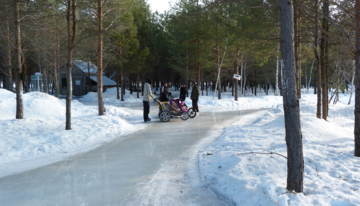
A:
54 22 61 97
214 46 227 100
314 0 322 119
294 0 301 98
121 71 125 101
136 78 140 99
276 53 280 95
240 62 244 95
280 0 304 193
307 60 315 91
321 0 329 120
197 38 201 85
279 60 284 96
44 66 49 93
97 0 105 115
65 0 77 130
186 49 189 84
354 0 360 157
234 61 239 101
242 62 247 95
116 74 120 100
204 81 207 96
14 0 23 119
22 53 29 93
4 17 13 91
141 80 144 96
349 61 355 105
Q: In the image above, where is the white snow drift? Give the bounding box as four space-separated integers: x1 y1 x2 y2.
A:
199 93 359 205
82 87 284 112
0 89 146 178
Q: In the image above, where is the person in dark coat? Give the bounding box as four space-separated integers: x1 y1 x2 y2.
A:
159 82 169 102
179 83 188 101
191 82 199 112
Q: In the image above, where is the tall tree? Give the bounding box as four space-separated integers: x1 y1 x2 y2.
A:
314 0 322 119
293 0 301 98
320 0 329 120
97 0 105 115
66 0 77 130
355 0 360 157
14 0 23 119
279 0 304 193
1 2 13 91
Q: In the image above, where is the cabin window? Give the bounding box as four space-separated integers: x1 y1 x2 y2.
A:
61 78 67 88
75 80 81 86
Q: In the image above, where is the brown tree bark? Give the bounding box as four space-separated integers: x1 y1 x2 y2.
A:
97 0 105 115
65 0 77 130
121 70 125 101
197 39 201 85
233 50 240 101
320 0 329 120
136 77 140 99
355 0 360 157
294 0 301 99
4 17 13 91
314 0 322 119
280 0 304 193
54 17 61 97
234 61 239 101
14 0 23 119
116 74 120 100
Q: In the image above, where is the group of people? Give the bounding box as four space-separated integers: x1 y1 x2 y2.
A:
142 80 199 122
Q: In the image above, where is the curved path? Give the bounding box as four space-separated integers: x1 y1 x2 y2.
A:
0 109 259 206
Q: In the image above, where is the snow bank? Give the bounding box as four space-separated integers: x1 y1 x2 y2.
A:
81 88 142 106
82 87 283 112
188 94 283 112
0 89 146 177
199 93 359 205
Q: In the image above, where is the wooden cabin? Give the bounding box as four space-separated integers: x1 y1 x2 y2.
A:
60 60 116 96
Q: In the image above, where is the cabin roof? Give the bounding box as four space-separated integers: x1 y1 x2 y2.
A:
73 60 97 73
89 75 116 86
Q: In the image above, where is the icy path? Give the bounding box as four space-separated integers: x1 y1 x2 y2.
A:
0 110 258 206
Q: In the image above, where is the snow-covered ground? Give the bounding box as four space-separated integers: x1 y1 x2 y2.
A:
0 87 278 178
82 87 283 112
199 92 359 205
80 88 143 107
1 86 358 205
188 94 282 112
0 89 146 178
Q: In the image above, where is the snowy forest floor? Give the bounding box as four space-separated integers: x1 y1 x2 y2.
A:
0 88 358 206
0 89 147 178
199 92 359 206
0 87 279 178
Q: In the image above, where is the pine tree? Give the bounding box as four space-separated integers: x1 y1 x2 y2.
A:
65 0 77 130
279 0 304 193
97 0 105 115
320 0 329 120
355 0 360 157
14 0 23 119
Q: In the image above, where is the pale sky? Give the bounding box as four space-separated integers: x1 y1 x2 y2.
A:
147 0 176 13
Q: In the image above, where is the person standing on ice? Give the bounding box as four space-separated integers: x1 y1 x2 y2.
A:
179 83 188 101
143 79 154 122
191 82 199 112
